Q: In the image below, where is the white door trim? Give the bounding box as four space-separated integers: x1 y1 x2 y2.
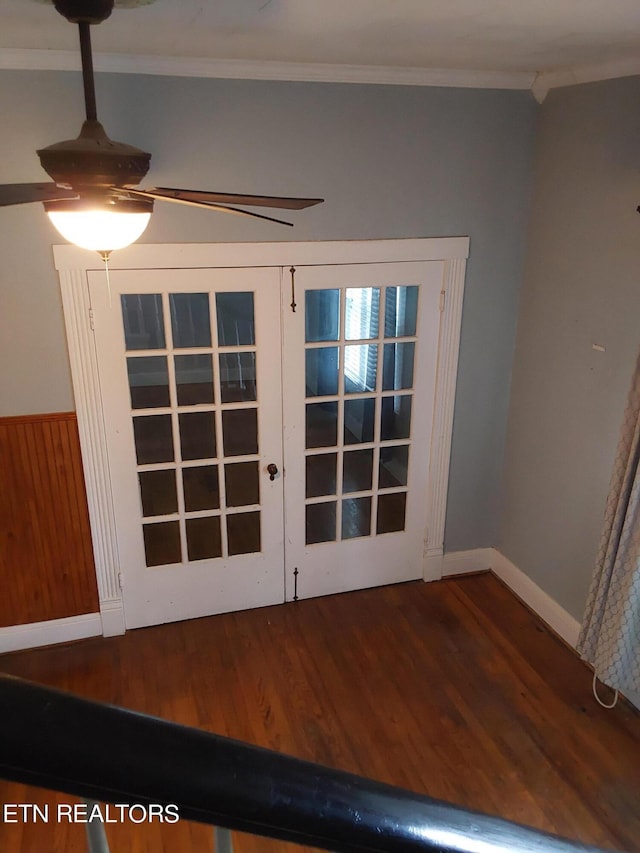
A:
59 270 125 637
423 257 467 581
53 238 469 272
55 238 468 636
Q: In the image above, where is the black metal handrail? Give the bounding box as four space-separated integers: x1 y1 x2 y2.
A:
0 674 614 852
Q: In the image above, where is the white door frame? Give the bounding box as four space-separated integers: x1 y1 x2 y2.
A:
55 238 469 637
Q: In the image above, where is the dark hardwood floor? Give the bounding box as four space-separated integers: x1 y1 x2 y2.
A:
1 574 639 852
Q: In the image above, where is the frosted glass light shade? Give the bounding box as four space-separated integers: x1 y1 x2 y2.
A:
47 209 151 252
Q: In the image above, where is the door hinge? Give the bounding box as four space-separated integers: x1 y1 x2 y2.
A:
293 567 299 601
88 308 95 330
439 290 445 313
117 571 124 590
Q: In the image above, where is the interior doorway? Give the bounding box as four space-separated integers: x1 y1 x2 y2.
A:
55 238 468 634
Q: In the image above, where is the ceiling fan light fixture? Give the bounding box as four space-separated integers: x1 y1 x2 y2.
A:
45 198 152 253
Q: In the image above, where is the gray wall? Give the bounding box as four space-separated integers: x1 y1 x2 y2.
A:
500 76 640 619
0 71 536 551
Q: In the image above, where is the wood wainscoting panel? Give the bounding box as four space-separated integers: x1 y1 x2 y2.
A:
0 412 98 627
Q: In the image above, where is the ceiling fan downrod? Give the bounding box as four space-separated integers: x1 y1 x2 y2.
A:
78 22 97 122
54 0 115 121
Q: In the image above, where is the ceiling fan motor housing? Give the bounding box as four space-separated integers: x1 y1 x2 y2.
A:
37 120 151 191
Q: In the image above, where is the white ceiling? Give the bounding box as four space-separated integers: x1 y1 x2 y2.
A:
2 0 640 99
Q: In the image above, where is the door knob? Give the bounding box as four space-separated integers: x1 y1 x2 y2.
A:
267 463 278 481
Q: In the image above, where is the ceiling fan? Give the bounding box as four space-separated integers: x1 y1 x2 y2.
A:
0 0 323 254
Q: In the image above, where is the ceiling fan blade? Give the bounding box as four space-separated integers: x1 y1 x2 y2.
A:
0 183 78 208
128 189 294 227
134 186 323 211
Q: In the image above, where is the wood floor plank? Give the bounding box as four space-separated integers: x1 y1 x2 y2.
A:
1 575 639 852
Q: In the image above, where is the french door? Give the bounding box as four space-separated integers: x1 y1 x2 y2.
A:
282 262 442 600
90 267 285 629
89 259 444 629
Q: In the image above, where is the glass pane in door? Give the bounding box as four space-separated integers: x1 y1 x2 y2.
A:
305 290 339 342
127 356 170 409
139 470 178 516
133 415 174 465
306 502 336 544
170 293 212 348
219 352 257 402
121 294 165 350
186 516 222 561
216 292 255 345
182 466 220 511
175 354 214 406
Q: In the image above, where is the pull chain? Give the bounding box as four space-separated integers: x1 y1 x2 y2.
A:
99 250 112 308
289 265 297 313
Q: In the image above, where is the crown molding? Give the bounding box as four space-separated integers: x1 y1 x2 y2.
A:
532 56 640 103
3 47 637 99
0 48 534 90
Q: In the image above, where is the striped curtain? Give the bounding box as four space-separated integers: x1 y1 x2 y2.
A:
577 352 640 708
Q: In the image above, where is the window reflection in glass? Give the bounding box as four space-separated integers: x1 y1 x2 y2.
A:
219 352 257 403
380 395 412 441
306 347 339 397
175 354 214 406
306 502 336 544
343 449 373 493
306 453 337 498
127 356 170 409
306 401 338 448
216 292 255 346
382 342 415 391
345 288 380 340
384 286 418 338
170 293 211 348
121 294 165 351
379 445 409 489
344 398 375 445
342 497 372 540
305 290 339 342
344 345 377 394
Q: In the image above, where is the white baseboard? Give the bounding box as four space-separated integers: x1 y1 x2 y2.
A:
100 598 126 637
0 612 102 654
442 548 494 577
423 547 444 581
490 550 581 648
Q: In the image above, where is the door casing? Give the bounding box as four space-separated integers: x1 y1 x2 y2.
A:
55 238 469 637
